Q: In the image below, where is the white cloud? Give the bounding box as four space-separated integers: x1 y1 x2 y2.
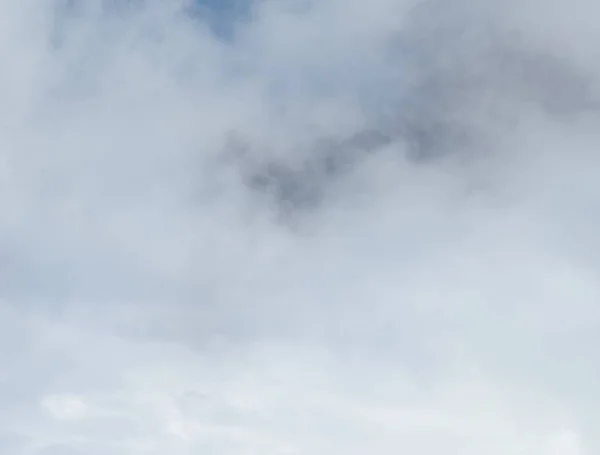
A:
1 0 600 453
42 394 88 420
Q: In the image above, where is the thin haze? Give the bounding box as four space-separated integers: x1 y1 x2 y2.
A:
1 0 600 453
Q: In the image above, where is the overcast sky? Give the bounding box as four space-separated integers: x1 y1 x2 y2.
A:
1 0 600 453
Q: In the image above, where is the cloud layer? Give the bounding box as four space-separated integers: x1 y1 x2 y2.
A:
2 0 600 453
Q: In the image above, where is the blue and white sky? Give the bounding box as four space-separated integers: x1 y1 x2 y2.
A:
2 0 600 453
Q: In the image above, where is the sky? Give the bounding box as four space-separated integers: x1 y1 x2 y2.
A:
1 0 600 453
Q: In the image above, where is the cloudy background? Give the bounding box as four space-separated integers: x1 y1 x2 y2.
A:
1 0 600 453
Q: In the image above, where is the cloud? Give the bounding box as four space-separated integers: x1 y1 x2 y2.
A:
1 0 600 453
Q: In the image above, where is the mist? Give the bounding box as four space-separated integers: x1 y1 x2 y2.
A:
2 0 600 453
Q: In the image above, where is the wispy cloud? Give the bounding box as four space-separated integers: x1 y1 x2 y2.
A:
1 0 599 453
